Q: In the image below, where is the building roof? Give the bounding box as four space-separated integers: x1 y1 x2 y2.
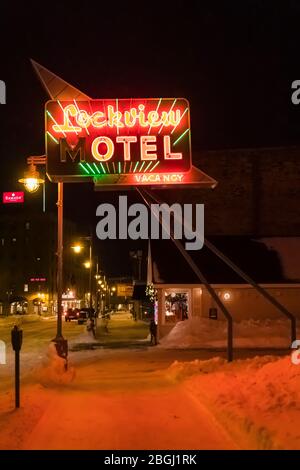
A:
149 237 300 285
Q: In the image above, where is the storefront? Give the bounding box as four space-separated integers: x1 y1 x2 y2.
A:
149 237 300 339
62 290 83 312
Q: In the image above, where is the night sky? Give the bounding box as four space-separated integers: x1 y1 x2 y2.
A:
1 1 300 275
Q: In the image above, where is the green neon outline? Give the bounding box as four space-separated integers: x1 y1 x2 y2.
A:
93 163 101 174
173 128 190 146
86 162 96 175
79 162 90 174
100 162 106 174
46 131 59 144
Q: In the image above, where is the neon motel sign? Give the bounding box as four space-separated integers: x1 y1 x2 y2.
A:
45 98 195 186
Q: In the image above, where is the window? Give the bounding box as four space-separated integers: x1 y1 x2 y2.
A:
165 292 189 323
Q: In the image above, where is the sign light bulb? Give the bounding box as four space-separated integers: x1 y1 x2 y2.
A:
24 178 40 193
72 245 82 253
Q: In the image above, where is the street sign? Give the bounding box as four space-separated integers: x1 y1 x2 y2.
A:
3 192 24 204
45 98 193 184
117 284 134 297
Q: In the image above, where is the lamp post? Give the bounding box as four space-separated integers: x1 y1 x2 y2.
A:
71 236 93 309
109 285 116 310
19 156 66 345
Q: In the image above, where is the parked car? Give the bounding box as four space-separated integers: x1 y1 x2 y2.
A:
64 308 80 322
77 307 96 325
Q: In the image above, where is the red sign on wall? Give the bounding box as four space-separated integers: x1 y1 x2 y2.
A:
45 98 191 183
3 192 24 204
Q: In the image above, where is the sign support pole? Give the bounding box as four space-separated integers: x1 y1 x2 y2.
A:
55 181 64 341
138 188 234 362
89 239 93 309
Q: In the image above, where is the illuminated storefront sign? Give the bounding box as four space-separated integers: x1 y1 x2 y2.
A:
45 98 191 184
116 284 134 297
3 192 24 204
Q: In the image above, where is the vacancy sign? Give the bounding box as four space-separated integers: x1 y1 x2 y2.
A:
45 98 195 185
3 192 24 204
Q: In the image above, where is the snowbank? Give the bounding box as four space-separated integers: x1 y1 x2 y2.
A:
167 357 227 380
168 354 300 449
159 317 297 349
34 344 76 386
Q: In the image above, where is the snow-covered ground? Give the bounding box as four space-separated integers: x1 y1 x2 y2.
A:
0 344 237 450
0 314 299 449
159 317 298 349
168 354 300 449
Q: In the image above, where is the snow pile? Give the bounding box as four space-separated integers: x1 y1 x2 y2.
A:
69 331 99 346
34 344 76 386
167 357 226 380
159 317 296 349
240 355 300 411
207 356 300 449
174 354 300 449
167 354 276 381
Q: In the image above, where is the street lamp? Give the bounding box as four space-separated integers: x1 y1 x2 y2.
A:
71 237 93 309
19 156 65 347
18 163 44 193
71 244 83 254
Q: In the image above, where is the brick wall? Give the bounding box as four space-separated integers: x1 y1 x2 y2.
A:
185 146 300 236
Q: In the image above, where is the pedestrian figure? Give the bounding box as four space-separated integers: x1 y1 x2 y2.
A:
149 319 157 345
103 314 109 334
87 317 96 339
